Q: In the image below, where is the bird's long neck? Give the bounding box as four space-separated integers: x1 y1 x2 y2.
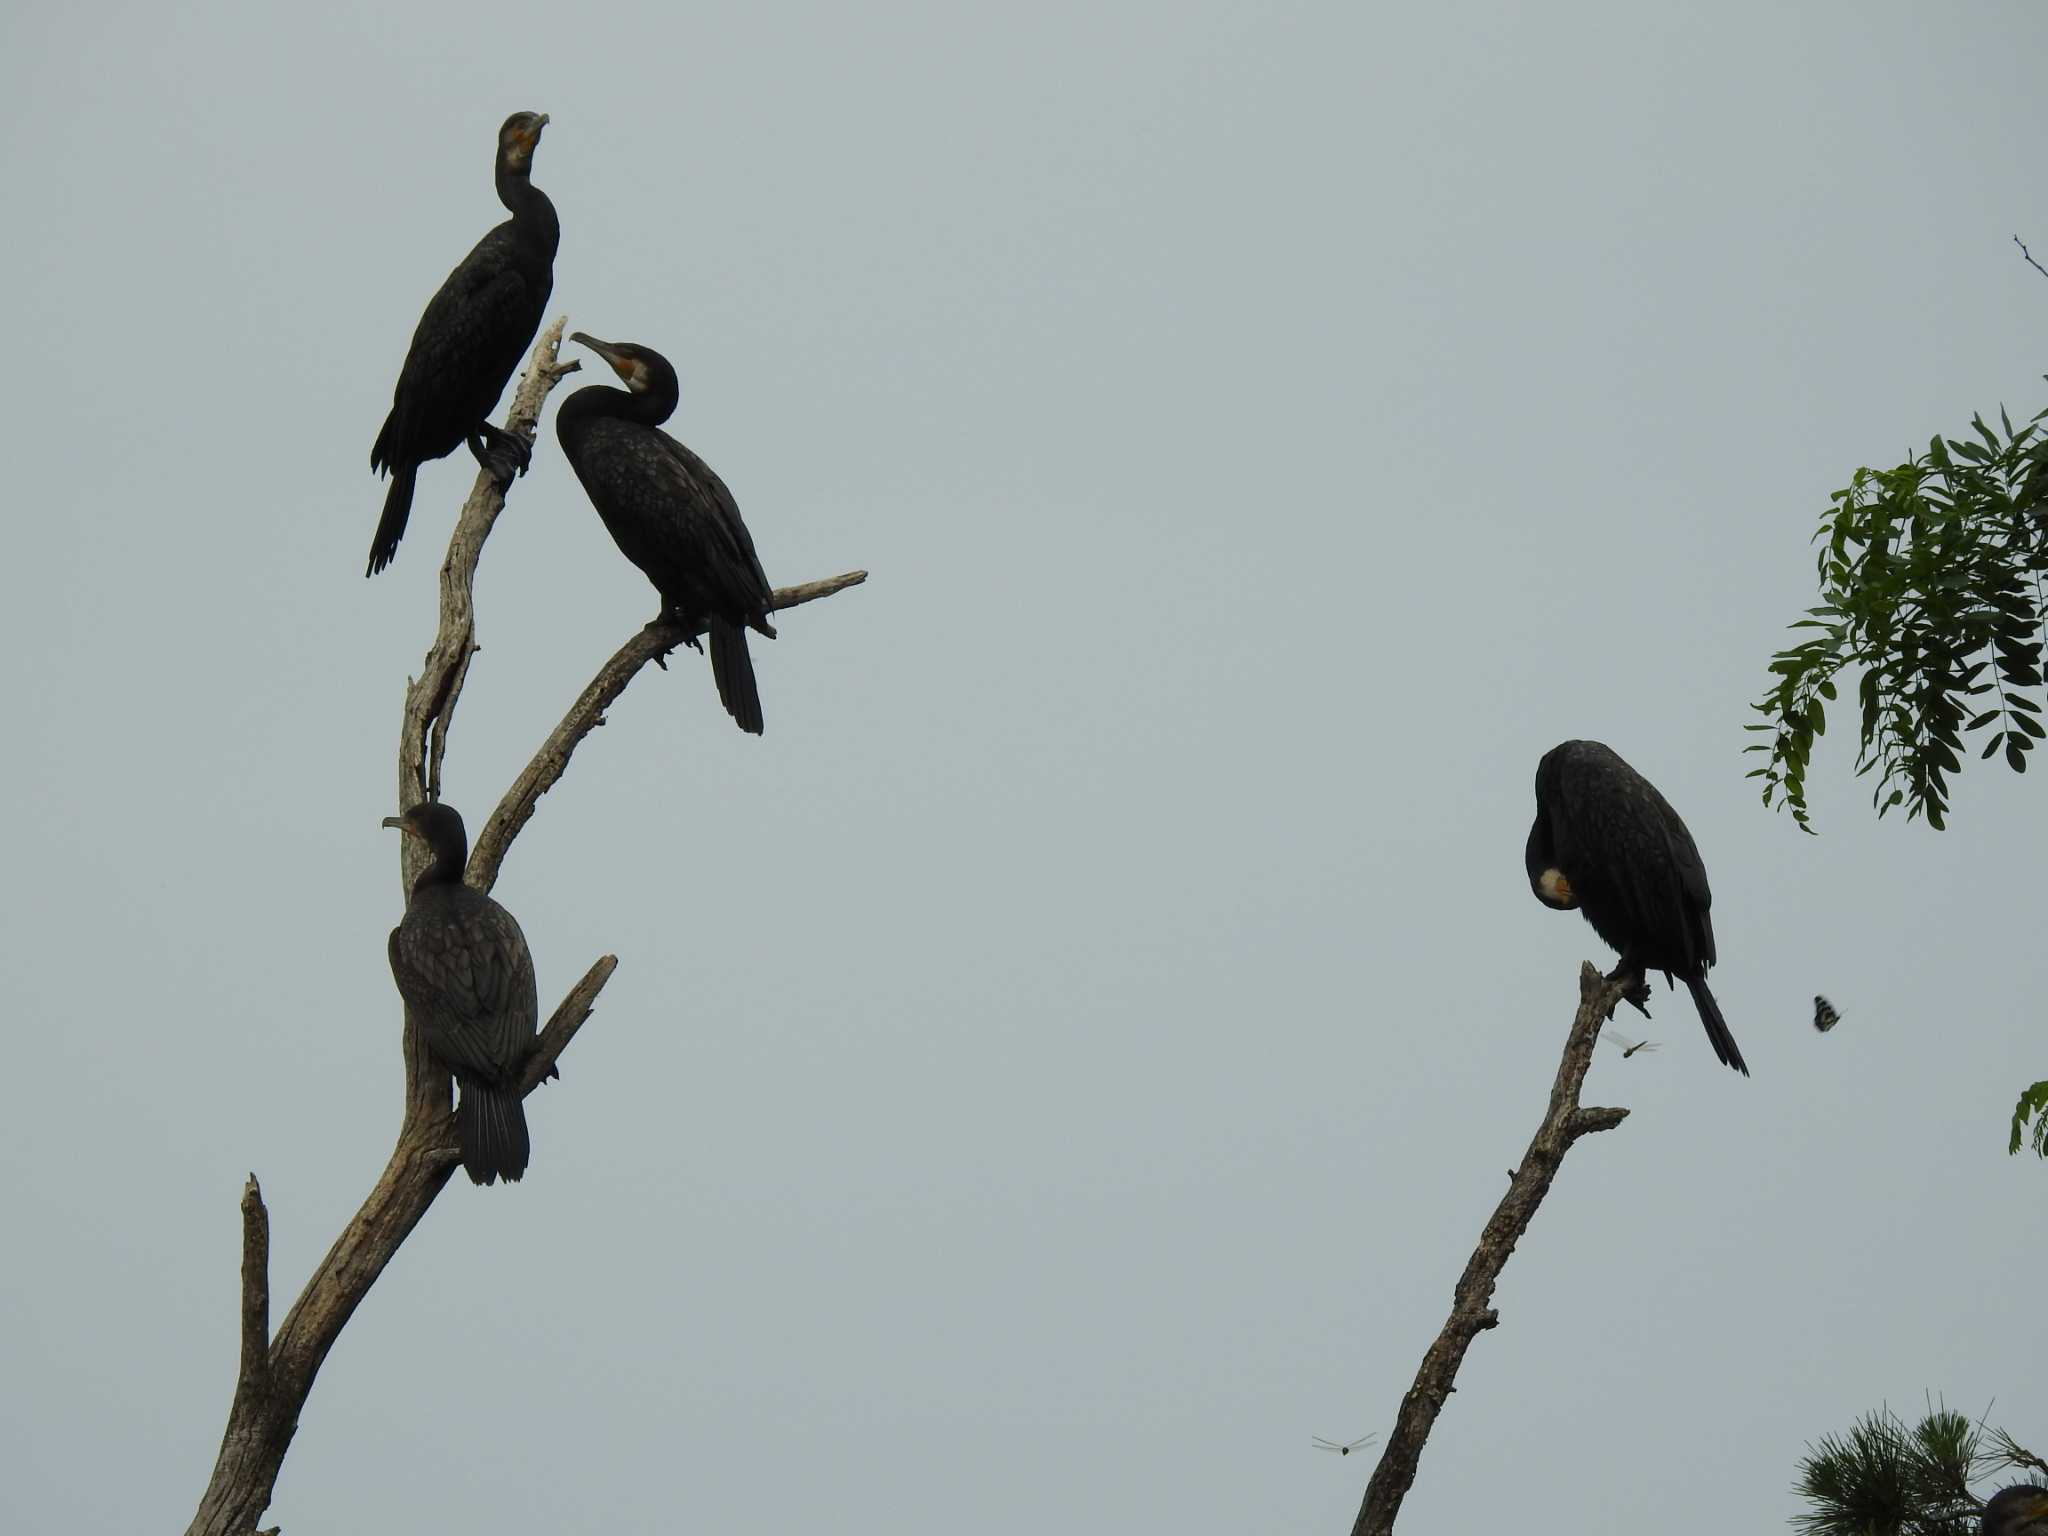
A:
409 840 468 897
496 162 559 256
558 381 676 433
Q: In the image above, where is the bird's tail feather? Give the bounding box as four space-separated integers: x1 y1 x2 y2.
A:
1685 976 1748 1077
367 463 416 577
456 1080 530 1186
370 409 400 476
708 617 764 735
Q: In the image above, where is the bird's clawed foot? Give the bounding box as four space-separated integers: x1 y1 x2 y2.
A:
655 607 706 653
1600 964 1653 1019
648 619 703 673
469 424 533 485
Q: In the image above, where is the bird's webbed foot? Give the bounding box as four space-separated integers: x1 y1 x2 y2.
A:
469 424 533 485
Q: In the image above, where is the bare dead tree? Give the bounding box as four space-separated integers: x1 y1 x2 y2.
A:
1349 963 1631 1536
185 319 867 1536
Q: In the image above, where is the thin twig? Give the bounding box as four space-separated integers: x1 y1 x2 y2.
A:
2016 235 2048 281
467 568 868 891
1351 963 1630 1536
520 955 620 1095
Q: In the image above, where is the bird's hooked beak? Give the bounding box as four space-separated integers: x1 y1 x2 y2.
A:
381 814 415 838
569 332 648 392
506 112 548 167
570 332 624 368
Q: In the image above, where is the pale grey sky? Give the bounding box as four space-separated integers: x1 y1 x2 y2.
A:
1 3 2043 1532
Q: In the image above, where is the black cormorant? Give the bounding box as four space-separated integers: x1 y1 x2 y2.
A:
367 111 558 576
383 802 539 1184
556 333 776 735
1525 740 1748 1076
1982 1487 2048 1536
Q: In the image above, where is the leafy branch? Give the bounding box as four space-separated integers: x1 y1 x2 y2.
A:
2010 1080 2048 1158
1747 403 2048 831
1795 1403 2043 1536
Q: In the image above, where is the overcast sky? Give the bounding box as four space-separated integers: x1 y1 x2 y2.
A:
2 3 2043 1532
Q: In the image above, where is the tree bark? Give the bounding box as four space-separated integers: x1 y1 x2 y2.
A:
1349 963 1631 1536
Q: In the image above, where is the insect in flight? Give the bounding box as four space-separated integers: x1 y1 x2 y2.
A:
1812 995 1841 1033
1313 1435 1377 1456
1601 1029 1660 1058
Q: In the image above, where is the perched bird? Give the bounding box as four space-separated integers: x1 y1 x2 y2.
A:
557 333 776 733
1812 995 1841 1033
1313 1435 1377 1456
368 111 558 576
1982 1486 2048 1536
1525 740 1748 1076
384 802 539 1184
1601 1029 1660 1058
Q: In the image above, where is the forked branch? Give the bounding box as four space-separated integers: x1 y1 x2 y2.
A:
192 307 866 1534
395 316 580 891
190 323 596 1536
1350 963 1630 1536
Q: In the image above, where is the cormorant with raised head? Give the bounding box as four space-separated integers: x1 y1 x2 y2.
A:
367 111 558 576
383 802 539 1184
1525 740 1749 1076
556 333 776 734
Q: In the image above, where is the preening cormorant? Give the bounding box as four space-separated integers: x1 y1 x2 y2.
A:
383 802 539 1184
1525 740 1748 1076
367 111 558 576
556 333 776 735
1982 1487 2048 1536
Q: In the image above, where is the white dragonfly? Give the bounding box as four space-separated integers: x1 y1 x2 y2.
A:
1312 1434 1377 1456
1601 1029 1660 1058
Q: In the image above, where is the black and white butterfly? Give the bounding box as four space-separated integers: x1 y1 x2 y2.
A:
1812 995 1841 1033
1313 1434 1377 1456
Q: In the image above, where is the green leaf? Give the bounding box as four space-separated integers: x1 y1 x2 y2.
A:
2011 1080 2048 1156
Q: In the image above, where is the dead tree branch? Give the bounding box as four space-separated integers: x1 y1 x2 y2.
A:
184 959 614 1536
395 316 580 891
190 299 867 1531
1350 963 1631 1536
186 321 607 1536
468 568 867 889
